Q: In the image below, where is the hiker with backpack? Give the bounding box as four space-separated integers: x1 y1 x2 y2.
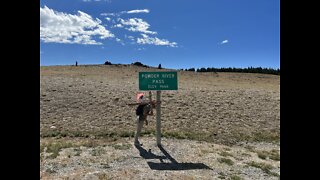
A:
127 92 160 146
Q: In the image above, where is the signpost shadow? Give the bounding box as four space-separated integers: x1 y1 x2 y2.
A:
136 72 211 170
134 144 212 171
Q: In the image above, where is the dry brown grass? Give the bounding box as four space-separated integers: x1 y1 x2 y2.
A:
40 65 280 145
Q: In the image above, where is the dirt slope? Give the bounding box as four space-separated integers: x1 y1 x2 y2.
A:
40 65 280 179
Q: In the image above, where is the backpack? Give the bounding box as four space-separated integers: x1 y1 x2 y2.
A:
136 104 146 116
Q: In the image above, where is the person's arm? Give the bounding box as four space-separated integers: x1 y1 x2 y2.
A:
149 100 161 108
127 102 140 106
127 101 150 106
140 102 148 105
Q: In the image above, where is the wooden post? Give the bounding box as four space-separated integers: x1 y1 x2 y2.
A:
156 90 161 146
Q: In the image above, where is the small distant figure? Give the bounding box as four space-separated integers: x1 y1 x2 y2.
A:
76 61 78 66
127 92 160 146
158 64 162 69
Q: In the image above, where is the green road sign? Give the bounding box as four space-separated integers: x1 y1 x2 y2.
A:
139 71 178 90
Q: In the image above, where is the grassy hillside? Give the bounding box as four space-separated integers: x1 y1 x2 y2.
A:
40 65 280 179
40 65 280 146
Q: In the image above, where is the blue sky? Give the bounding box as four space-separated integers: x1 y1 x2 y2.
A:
40 0 280 69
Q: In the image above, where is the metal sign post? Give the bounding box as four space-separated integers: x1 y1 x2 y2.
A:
156 90 161 146
138 71 178 146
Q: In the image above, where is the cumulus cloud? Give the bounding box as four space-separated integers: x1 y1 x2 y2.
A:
40 6 114 45
127 9 150 14
137 34 177 47
113 24 124 28
221 40 229 44
119 18 157 35
100 11 178 47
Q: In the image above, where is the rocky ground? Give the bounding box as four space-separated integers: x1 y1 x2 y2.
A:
40 65 280 179
40 137 279 180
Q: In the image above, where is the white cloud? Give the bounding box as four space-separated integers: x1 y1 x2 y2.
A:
137 47 146 51
115 38 125 45
119 18 157 35
101 12 117 16
113 24 124 28
101 11 125 17
101 9 149 17
137 34 177 47
221 40 229 44
105 17 111 21
127 9 150 14
125 35 135 40
40 6 114 45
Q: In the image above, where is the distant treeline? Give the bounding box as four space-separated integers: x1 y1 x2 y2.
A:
183 67 280 75
103 60 280 75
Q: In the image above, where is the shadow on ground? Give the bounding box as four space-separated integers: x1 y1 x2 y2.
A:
134 144 212 171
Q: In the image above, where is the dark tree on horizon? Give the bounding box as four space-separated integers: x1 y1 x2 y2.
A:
188 66 280 75
104 60 112 65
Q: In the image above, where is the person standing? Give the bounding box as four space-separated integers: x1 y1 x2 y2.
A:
128 92 158 146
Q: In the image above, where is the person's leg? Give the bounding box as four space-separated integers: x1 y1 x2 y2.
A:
145 114 148 125
134 116 144 144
